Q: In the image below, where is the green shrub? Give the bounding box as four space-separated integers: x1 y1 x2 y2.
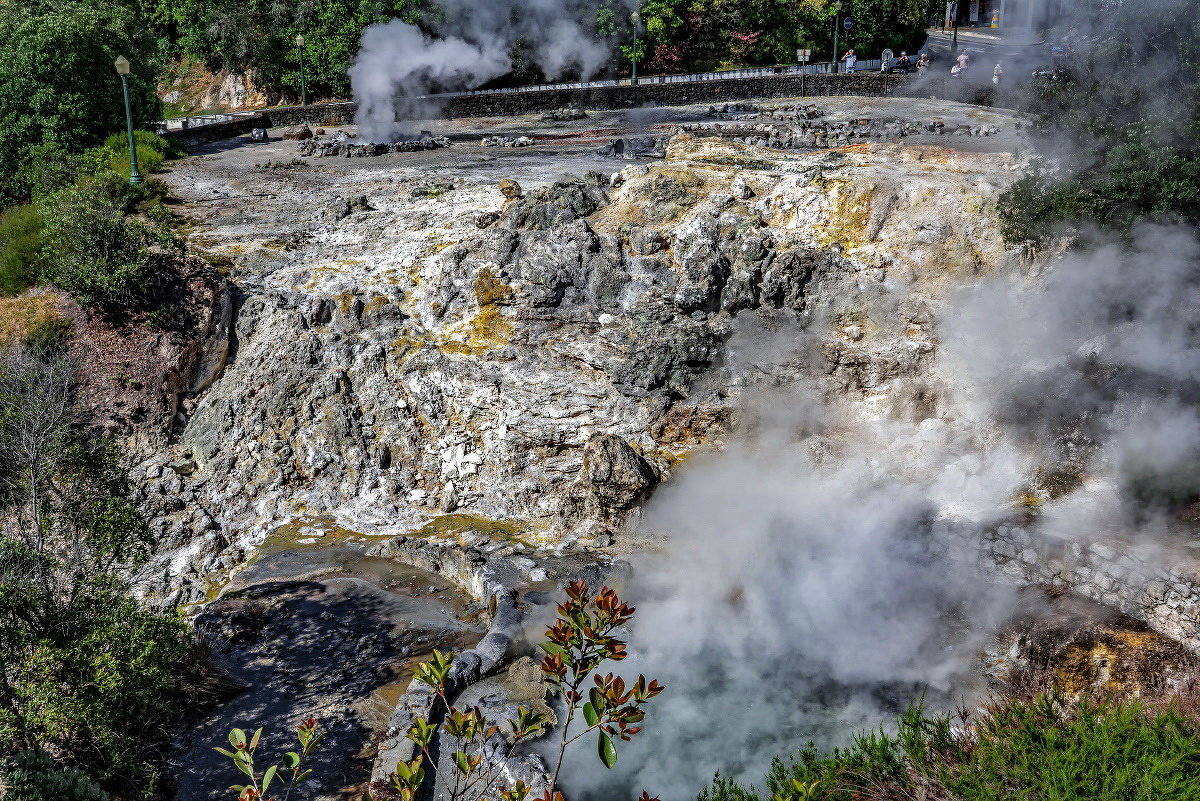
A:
940 696 1200 801
0 750 111 801
36 185 178 308
100 131 168 178
0 203 43 296
697 696 1200 801
22 315 73 358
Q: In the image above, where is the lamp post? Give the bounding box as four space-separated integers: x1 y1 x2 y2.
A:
295 34 307 106
630 11 641 86
832 2 842 74
113 56 143 186
950 1 959 52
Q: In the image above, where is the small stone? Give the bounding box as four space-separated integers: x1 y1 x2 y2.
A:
168 459 197 476
499 178 523 200
250 128 268 142
475 211 501 228
314 128 326 135
629 227 666 255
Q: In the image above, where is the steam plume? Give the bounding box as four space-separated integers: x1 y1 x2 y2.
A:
350 0 626 142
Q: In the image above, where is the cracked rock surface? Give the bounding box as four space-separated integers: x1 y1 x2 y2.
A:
149 98 1027 602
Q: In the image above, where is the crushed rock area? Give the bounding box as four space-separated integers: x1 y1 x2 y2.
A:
149 96 1031 601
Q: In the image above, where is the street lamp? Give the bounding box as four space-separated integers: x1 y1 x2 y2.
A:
832 2 843 74
630 11 641 86
295 34 307 106
113 56 143 186
950 8 959 53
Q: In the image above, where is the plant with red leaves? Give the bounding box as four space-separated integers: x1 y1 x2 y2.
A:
213 718 325 801
538 580 664 798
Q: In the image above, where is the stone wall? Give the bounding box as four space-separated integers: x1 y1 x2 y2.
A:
939 520 1200 650
168 73 905 145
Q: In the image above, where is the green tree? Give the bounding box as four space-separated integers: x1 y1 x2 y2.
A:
0 1 161 202
999 0 1200 245
0 347 194 798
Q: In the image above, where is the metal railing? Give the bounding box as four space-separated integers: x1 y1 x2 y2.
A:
159 60 887 131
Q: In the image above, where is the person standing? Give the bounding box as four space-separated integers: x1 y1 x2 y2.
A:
896 51 912 74
841 49 857 73
993 61 1003 84
956 50 970 72
916 52 930 75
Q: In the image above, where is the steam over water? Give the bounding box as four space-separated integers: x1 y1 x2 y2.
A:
563 226 1200 799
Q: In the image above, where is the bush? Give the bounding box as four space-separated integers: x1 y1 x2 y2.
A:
999 1 1200 244
0 353 197 798
22 315 73 358
36 185 178 308
0 203 43 296
0 750 111 801
98 131 185 181
697 695 1200 801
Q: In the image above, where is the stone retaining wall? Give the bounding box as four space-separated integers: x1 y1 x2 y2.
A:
939 520 1200 649
168 73 906 145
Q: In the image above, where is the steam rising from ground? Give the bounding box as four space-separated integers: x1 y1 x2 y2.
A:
561 224 1200 800
350 1 626 141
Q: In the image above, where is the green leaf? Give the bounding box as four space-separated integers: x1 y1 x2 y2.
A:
453 750 472 775
229 728 247 749
213 746 237 759
597 731 618 769
583 701 599 727
236 759 254 778
539 642 564 655
297 768 313 782
283 751 301 769
250 727 263 751
262 764 278 793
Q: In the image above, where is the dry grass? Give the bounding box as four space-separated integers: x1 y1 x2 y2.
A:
0 291 63 350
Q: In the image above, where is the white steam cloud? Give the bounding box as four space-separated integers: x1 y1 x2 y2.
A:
349 0 625 141
562 223 1200 801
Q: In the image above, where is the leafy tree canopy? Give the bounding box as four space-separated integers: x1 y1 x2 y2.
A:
0 0 160 201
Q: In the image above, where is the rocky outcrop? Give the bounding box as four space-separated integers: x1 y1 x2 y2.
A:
153 116 1024 601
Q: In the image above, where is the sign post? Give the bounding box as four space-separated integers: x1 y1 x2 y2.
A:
797 48 811 95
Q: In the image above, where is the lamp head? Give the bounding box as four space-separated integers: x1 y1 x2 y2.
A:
114 55 131 75
295 33 305 47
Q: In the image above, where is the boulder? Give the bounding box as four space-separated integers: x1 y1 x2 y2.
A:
282 125 313 140
249 128 268 142
629 227 666 255
572 434 659 520
730 175 754 200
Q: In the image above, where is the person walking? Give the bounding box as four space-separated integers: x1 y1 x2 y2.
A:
841 49 857 73
956 50 970 72
993 61 1003 84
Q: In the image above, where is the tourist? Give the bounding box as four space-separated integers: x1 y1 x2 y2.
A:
896 51 912 75
841 49 857 73
993 61 1003 85
956 51 970 72
916 52 930 75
